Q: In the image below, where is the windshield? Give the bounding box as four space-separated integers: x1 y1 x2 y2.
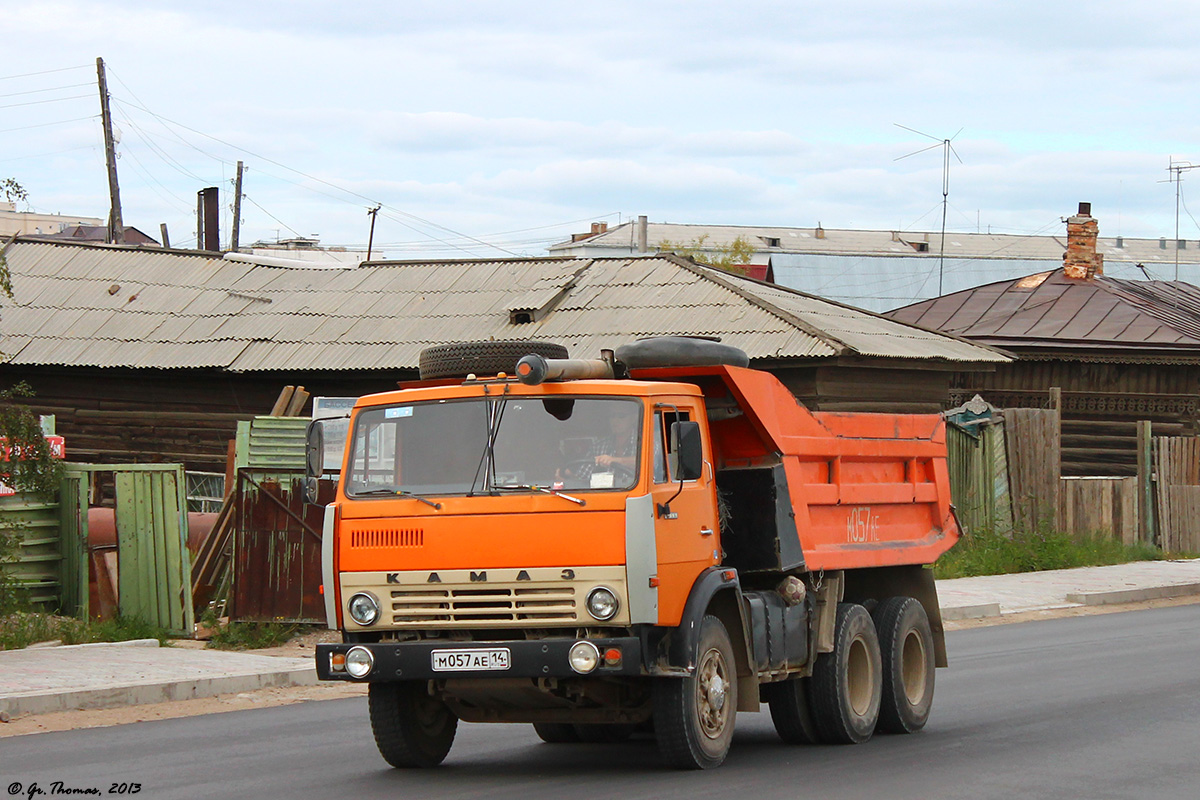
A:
345 396 642 497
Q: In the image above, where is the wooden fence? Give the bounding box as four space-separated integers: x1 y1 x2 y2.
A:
947 394 1200 551
1154 436 1200 553
1004 408 1061 534
1059 477 1138 545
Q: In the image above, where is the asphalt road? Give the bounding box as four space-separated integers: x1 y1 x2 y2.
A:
4 604 1199 800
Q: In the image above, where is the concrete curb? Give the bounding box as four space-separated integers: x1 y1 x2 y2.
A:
1 668 319 717
941 603 1002 621
1065 582 1200 607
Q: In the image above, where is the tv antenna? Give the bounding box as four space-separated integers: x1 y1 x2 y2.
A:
1163 159 1200 280
895 124 963 296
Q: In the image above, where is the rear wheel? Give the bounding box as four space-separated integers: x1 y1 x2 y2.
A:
765 676 820 744
872 596 935 734
368 682 458 768
532 722 581 743
808 603 882 744
654 615 738 769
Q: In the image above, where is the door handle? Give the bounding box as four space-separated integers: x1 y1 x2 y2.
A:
700 527 714 536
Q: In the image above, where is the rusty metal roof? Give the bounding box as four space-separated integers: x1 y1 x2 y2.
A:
886 268 1200 357
0 238 1007 372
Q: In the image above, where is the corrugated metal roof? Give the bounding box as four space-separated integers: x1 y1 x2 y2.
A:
551 220 1200 265
887 268 1200 355
0 238 1006 372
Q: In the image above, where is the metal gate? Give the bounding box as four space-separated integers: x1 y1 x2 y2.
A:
230 471 331 623
62 464 194 635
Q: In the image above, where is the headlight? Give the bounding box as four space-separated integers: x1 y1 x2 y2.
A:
586 587 619 621
569 641 600 674
345 646 374 679
348 592 380 626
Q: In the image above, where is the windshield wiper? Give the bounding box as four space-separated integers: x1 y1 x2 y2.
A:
351 487 442 509
491 483 586 506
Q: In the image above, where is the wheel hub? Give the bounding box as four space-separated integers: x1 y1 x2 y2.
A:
696 646 731 738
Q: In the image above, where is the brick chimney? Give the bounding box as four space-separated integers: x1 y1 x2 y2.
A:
570 221 609 243
1063 202 1103 279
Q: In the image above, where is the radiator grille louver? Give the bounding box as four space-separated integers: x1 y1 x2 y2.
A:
350 528 424 548
390 585 577 625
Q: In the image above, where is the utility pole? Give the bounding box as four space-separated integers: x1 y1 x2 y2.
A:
230 161 244 251
96 57 124 245
366 205 381 262
1166 159 1200 281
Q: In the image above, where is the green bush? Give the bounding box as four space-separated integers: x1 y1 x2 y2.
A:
935 524 1166 580
205 616 304 651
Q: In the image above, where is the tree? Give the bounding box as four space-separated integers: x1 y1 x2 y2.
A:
1 178 27 206
657 234 757 275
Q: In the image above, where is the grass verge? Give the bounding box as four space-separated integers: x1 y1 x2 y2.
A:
205 619 306 650
0 612 173 651
935 526 1173 580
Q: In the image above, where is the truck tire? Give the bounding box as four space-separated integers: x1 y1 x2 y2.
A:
809 603 882 744
532 722 581 743
615 336 749 369
418 340 568 379
574 723 636 743
764 677 820 744
368 681 458 768
654 615 738 769
872 596 935 734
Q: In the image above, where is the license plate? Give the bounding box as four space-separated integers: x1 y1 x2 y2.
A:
431 648 511 672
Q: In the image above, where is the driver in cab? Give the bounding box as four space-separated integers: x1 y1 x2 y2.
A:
567 406 639 486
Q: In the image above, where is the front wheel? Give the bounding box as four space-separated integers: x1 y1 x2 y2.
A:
654 615 738 769
368 682 458 768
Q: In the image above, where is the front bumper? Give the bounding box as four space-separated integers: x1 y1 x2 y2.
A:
316 636 645 681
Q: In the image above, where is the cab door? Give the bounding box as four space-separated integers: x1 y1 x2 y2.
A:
650 401 720 626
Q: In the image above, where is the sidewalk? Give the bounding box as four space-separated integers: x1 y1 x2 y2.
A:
2 559 1198 719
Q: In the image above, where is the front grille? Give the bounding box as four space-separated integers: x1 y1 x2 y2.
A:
391 585 577 626
350 527 423 548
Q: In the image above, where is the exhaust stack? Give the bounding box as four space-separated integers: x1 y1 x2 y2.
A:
516 354 614 385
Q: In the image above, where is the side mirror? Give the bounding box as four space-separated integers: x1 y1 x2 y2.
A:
671 420 703 481
304 421 324 505
305 420 324 480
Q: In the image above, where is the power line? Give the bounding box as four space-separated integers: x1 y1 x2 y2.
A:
0 65 90 81
0 93 92 110
0 82 93 100
0 144 98 164
110 93 519 256
0 115 96 135
241 194 302 239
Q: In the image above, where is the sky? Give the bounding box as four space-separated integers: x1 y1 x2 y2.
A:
5 0 1200 263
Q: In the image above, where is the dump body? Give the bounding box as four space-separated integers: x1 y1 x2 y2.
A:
633 364 957 572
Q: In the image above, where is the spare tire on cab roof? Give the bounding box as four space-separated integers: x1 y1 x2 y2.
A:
418 340 569 380
615 336 749 370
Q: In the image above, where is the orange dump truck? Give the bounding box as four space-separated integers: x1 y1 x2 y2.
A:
310 338 958 770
